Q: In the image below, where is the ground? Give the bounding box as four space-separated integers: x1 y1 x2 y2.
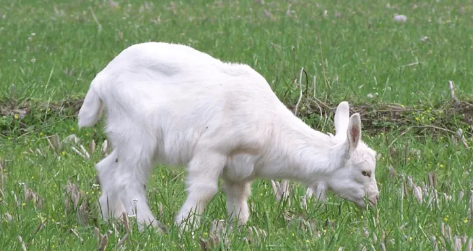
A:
0 0 472 250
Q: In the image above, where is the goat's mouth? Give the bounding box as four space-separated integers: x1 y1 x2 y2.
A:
368 199 377 207
335 192 377 208
352 197 377 209
339 195 366 208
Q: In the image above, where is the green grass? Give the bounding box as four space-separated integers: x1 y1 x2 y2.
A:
1 0 472 103
0 0 472 250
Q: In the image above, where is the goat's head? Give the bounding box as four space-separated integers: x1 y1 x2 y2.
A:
323 101 379 208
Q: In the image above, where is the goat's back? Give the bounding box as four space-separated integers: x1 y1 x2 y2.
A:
88 42 289 165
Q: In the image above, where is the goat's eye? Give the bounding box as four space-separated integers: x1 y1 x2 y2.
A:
361 171 371 178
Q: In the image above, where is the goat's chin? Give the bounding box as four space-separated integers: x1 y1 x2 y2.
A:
341 194 368 208
353 200 367 208
351 198 377 209
334 190 366 208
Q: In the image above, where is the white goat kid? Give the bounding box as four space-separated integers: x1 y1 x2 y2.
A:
78 42 379 231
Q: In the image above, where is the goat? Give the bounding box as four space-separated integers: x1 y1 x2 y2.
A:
78 42 379 231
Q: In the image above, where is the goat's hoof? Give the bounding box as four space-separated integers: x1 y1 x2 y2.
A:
137 220 167 234
156 223 168 234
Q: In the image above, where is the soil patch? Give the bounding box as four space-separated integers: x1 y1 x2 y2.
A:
1 98 472 137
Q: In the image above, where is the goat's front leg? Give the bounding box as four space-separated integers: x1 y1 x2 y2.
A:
223 181 251 226
175 151 226 231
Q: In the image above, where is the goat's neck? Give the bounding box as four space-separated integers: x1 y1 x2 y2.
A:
266 114 346 184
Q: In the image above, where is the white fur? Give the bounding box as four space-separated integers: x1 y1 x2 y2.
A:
78 42 379 231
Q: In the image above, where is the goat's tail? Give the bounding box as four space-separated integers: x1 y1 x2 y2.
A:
78 77 104 129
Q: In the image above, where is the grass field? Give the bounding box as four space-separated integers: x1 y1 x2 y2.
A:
1 0 472 250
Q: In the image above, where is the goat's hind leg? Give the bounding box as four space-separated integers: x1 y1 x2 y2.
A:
96 150 127 220
115 150 161 231
111 134 162 232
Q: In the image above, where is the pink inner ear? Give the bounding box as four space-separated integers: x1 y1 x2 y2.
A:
350 125 359 143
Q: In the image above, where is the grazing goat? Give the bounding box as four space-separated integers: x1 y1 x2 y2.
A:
78 42 379 231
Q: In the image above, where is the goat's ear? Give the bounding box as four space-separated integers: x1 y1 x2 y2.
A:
334 101 350 140
347 113 362 152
